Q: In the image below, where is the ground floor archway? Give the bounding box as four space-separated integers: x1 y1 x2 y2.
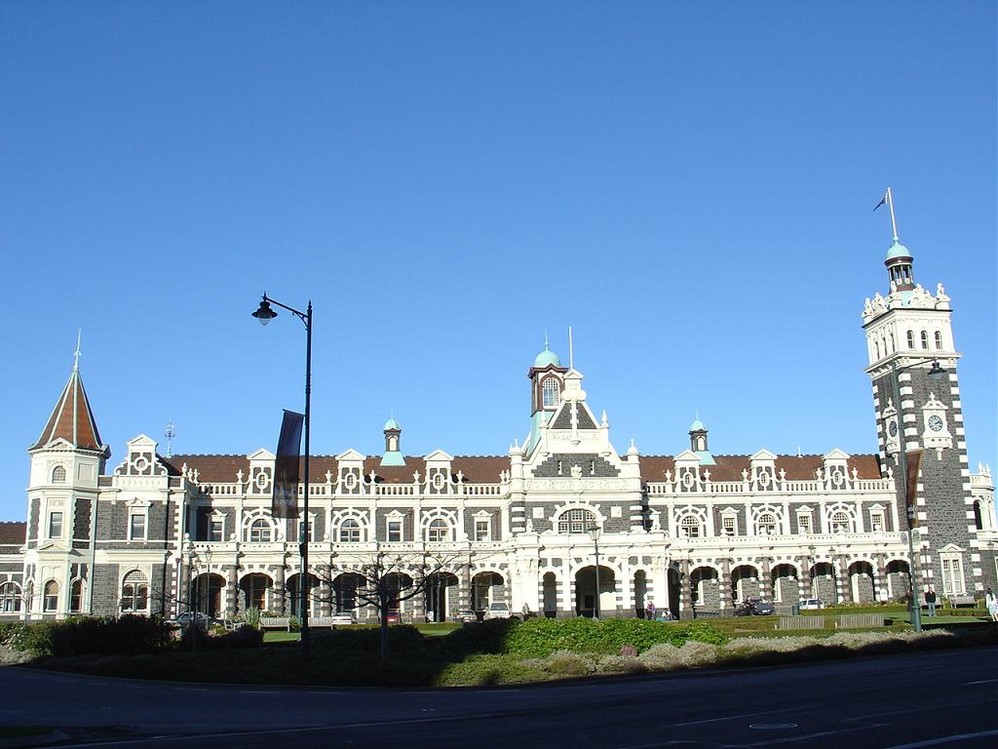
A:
575 565 615 618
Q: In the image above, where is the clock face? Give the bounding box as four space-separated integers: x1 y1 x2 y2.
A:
888 420 898 437
928 415 944 432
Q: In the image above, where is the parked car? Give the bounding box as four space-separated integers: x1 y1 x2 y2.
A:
798 598 825 610
168 611 214 630
483 601 512 620
330 611 357 625
455 609 479 623
736 597 775 616
384 611 401 624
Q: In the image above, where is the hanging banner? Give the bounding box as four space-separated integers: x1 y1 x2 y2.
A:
905 449 924 524
273 409 304 518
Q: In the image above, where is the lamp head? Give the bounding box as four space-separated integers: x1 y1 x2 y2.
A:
927 360 947 380
253 297 277 326
587 524 601 541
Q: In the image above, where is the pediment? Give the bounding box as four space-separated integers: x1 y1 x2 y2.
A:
424 449 454 462
335 448 366 462
127 434 158 451
823 448 851 461
247 448 275 461
751 449 778 461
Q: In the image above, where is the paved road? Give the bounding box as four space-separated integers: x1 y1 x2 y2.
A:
3 646 998 748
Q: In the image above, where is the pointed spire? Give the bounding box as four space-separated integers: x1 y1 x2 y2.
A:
30 351 107 455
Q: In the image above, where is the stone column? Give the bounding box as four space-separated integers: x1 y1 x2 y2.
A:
720 556 732 613
273 563 286 616
226 565 238 618
760 557 773 601
837 554 850 604
679 558 692 619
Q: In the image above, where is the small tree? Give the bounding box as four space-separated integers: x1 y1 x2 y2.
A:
316 549 470 659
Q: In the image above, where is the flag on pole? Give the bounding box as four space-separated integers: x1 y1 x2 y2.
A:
905 449 924 523
874 190 889 211
273 409 304 518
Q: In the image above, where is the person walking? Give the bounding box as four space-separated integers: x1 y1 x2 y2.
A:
645 599 656 621
925 587 937 617
986 587 998 623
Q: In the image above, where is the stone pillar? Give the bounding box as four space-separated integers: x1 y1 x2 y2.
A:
720 557 732 612
837 554 850 604
679 558 692 619
273 563 286 616
875 553 887 602
226 565 238 618
760 557 773 601
318 567 331 617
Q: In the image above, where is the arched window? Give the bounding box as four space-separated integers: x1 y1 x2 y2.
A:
43 580 59 612
831 512 851 534
906 330 915 349
51 465 67 483
121 571 148 612
541 377 561 409
934 331 943 350
679 515 702 539
339 518 363 543
920 331 929 349
248 519 272 543
0 582 22 613
70 579 84 612
557 508 596 534
757 513 777 535
427 518 451 542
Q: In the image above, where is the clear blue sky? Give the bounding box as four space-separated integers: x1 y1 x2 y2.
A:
1 2 994 521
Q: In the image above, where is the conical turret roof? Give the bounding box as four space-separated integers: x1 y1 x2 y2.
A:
30 364 106 454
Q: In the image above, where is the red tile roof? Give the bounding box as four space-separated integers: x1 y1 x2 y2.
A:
31 368 105 453
163 452 883 487
0 522 26 545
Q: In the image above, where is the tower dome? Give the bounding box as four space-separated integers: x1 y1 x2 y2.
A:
384 416 401 431
533 347 561 368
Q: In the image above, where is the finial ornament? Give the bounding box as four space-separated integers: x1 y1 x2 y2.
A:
73 330 82 371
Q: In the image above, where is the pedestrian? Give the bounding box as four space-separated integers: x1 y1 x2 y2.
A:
645 599 656 621
925 587 937 616
986 588 998 623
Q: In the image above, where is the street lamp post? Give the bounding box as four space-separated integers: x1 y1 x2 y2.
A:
253 293 313 657
889 358 946 634
807 544 816 598
204 546 213 618
587 525 601 620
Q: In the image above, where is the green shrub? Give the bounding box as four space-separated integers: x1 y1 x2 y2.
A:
502 617 727 658
46 616 175 657
436 654 550 687
434 619 517 661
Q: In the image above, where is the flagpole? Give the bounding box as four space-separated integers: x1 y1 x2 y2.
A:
886 186 899 242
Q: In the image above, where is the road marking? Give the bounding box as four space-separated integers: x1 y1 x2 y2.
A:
671 706 798 727
885 728 998 748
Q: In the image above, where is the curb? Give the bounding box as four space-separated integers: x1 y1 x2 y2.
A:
0 730 68 748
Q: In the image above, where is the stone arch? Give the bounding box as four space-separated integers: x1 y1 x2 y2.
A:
848 560 877 603
770 562 799 603
471 571 505 611
730 564 760 603
690 565 720 611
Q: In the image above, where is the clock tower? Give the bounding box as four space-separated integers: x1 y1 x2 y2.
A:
862 229 981 598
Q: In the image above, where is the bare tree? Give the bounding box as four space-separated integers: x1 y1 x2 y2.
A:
314 549 475 659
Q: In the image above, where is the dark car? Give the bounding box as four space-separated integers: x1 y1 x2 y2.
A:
736 597 775 616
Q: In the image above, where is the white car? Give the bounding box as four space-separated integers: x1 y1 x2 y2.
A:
483 602 512 620
798 598 825 610
330 611 357 625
